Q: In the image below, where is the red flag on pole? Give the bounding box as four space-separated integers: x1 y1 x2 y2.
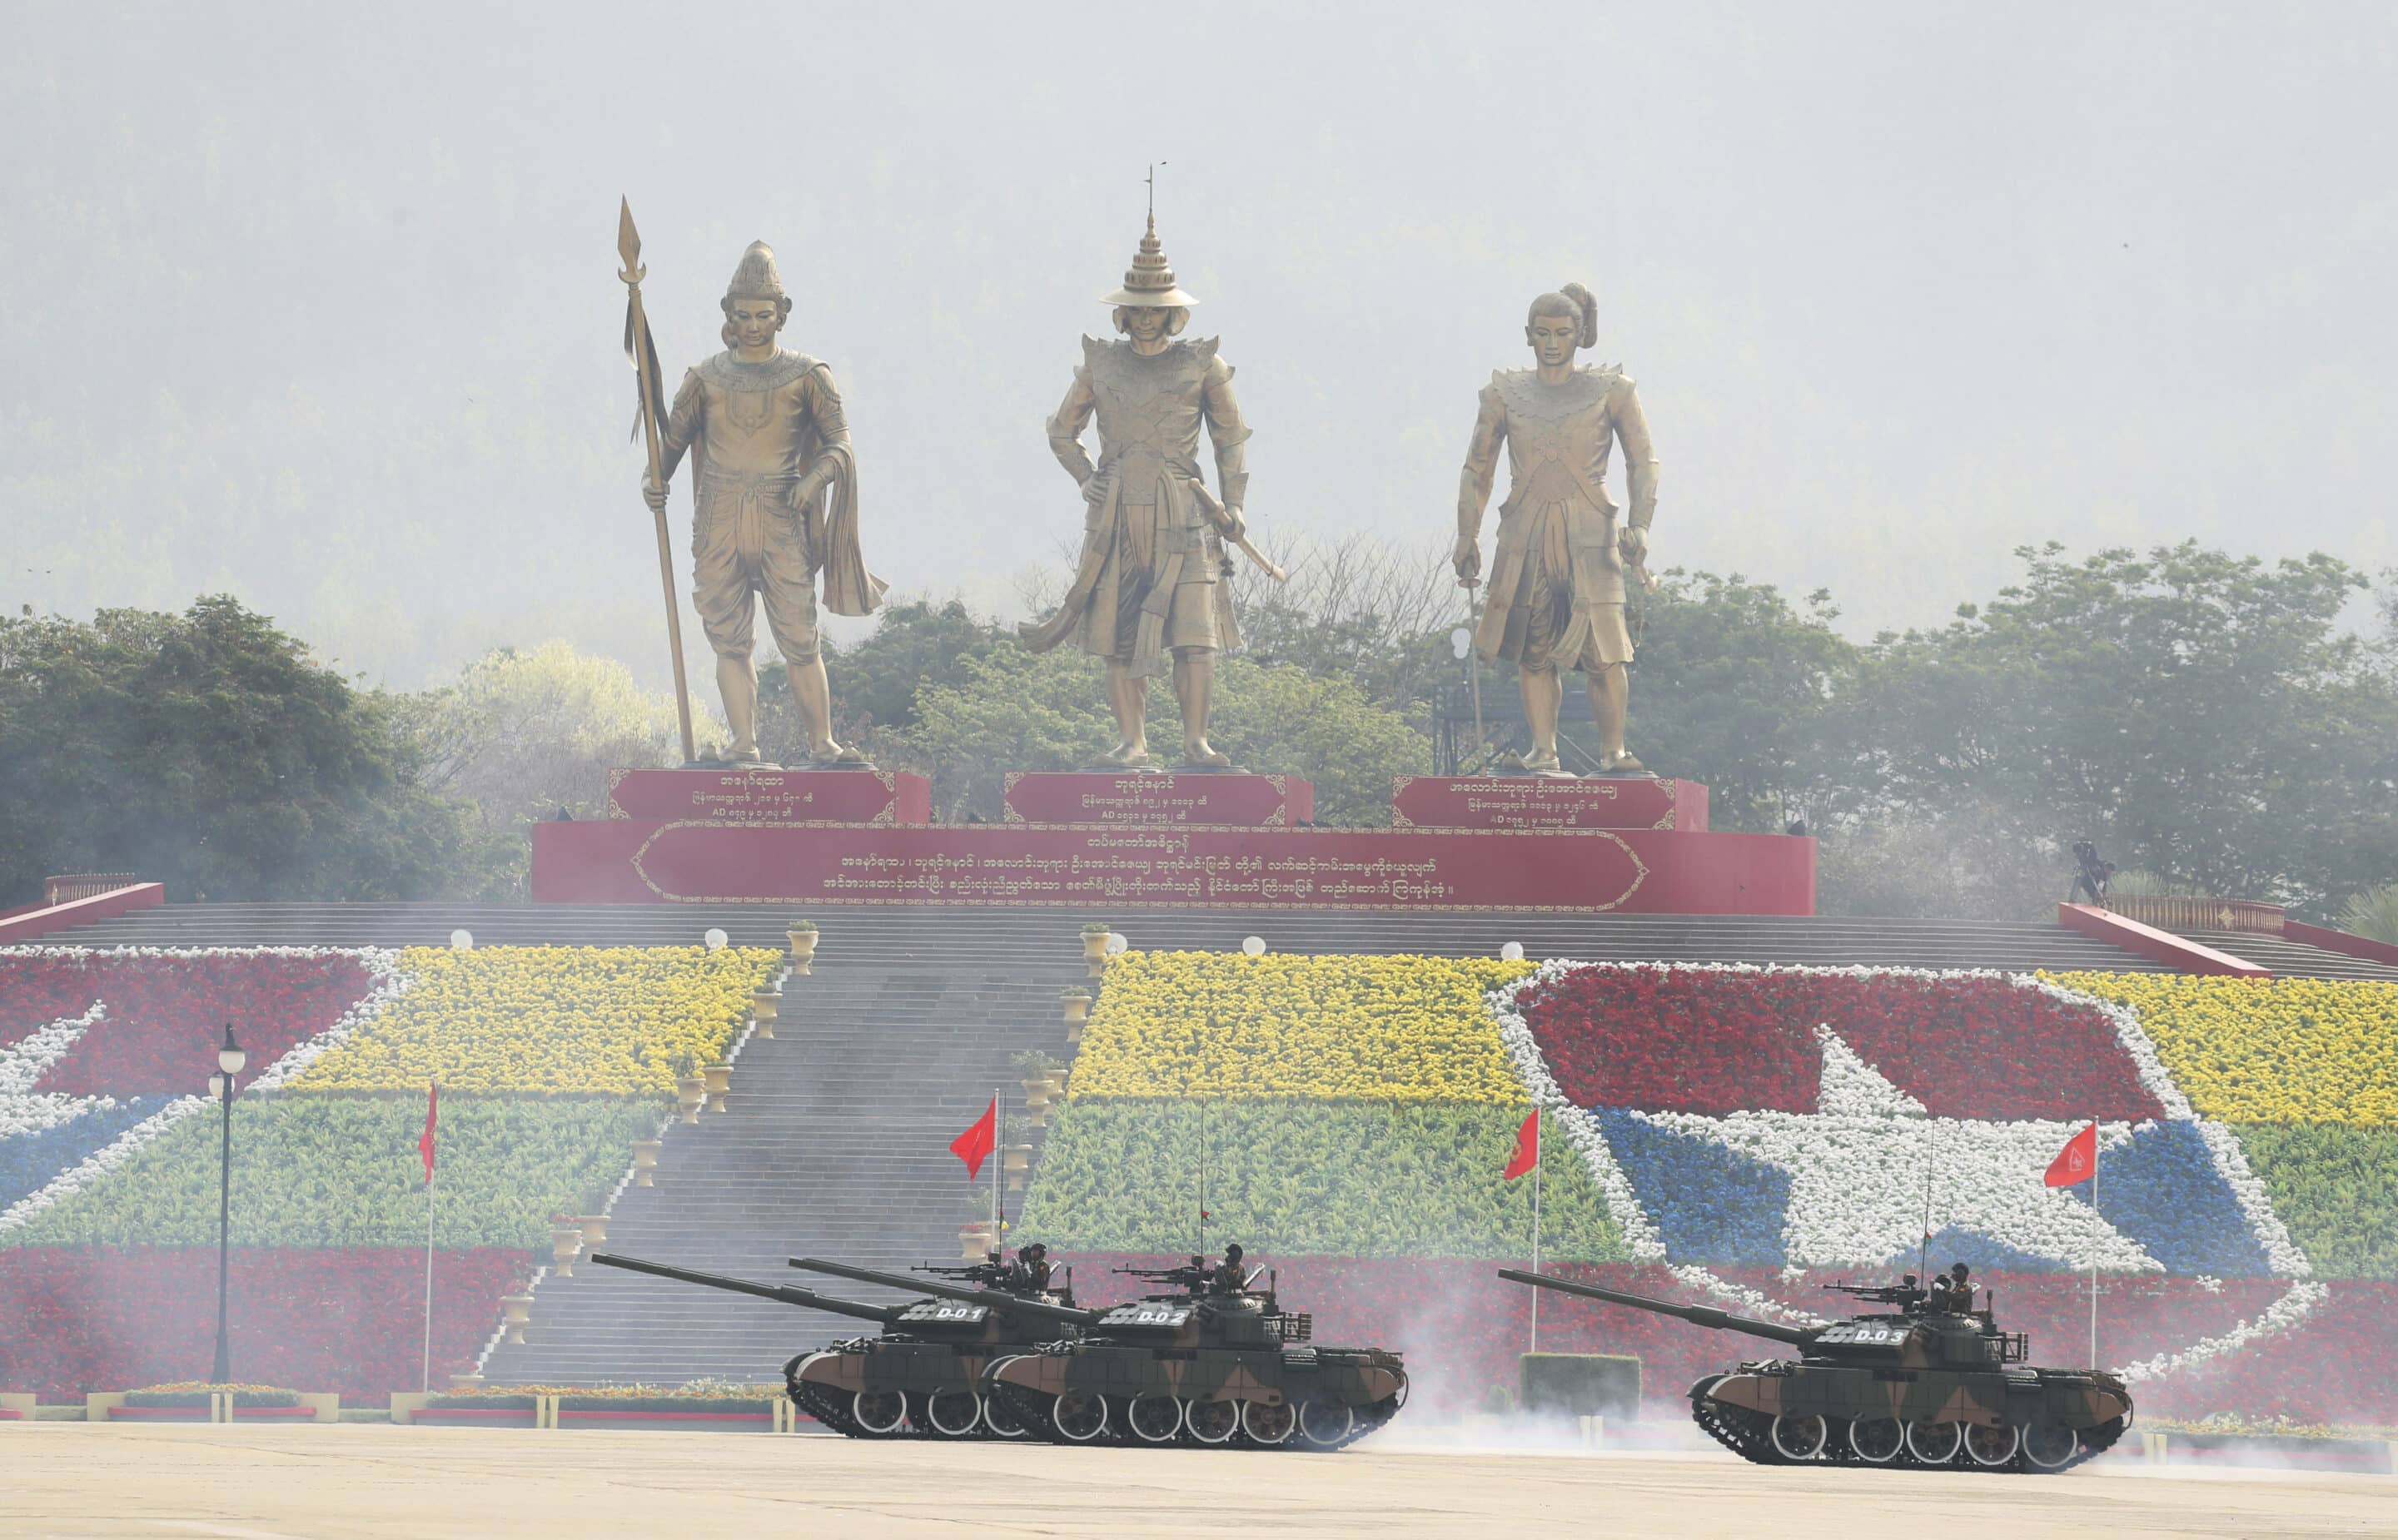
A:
419 1081 439 1184
951 1096 998 1180
1502 1108 1540 1180
2044 1120 2097 1187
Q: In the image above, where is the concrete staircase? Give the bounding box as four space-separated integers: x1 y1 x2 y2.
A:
478 959 1086 1387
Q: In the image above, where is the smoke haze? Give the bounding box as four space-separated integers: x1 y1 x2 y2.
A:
4 2 2393 688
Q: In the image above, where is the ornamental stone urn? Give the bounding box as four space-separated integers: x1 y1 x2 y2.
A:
577 1215 609 1247
450 1373 485 1391
1023 1084 1052 1129
550 1226 583 1277
1002 1144 1032 1194
958 1221 994 1261
787 925 818 975
752 990 779 1039
703 1062 734 1113
1061 991 1091 1027
501 1294 534 1345
631 1140 661 1186
675 1076 706 1125
1081 925 1111 976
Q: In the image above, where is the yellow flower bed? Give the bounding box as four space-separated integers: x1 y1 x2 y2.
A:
2048 971 2398 1126
291 946 780 1095
1070 951 1535 1102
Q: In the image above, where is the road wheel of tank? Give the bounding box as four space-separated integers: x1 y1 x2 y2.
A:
1769 1412 1828 1461
852 1389 908 1437
924 1389 983 1439
1296 1399 1354 1448
1848 1416 1904 1463
1127 1393 1184 1444
982 1391 1029 1439
1052 1388 1109 1443
1241 1399 1295 1446
1905 1418 1963 1464
1965 1422 2022 1468
1185 1398 1240 1445
2021 1421 2079 1471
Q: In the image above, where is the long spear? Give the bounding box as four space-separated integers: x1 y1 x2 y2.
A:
618 198 698 764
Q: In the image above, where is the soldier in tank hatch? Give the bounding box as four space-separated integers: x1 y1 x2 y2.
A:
1211 1243 1248 1293
1011 1242 1053 1294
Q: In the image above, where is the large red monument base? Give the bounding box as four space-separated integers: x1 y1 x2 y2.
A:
533 768 1813 914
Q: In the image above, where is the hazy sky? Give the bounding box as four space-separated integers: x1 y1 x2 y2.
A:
4 2 2392 689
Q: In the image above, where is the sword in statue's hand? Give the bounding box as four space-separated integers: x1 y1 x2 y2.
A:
1187 480 1286 584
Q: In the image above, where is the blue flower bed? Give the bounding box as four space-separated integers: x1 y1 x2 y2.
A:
1595 1108 1790 1266
0 1098 174 1211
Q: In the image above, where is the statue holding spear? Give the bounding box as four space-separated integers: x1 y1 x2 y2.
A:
619 202 884 768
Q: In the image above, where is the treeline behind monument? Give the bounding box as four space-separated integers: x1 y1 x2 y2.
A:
5 539 2395 926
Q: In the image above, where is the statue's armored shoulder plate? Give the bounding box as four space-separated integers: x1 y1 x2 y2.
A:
698 349 822 393
1493 365 1609 425
1187 335 1221 366
1080 335 1110 370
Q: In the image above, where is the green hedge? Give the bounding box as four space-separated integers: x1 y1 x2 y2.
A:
2235 1123 2398 1279
1017 1098 1625 1261
2 1095 661 1249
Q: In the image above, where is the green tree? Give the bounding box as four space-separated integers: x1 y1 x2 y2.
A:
0 598 507 904
1626 570 1857 832
1844 543 2398 917
756 597 1011 766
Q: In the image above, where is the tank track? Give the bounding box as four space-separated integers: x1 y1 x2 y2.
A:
1689 1384 2126 1474
986 1381 1398 1453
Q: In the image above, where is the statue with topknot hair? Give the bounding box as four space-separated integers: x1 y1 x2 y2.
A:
640 241 884 765
1453 282 1660 776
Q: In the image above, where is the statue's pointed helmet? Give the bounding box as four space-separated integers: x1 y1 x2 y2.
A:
724 241 787 301
1101 215 1197 308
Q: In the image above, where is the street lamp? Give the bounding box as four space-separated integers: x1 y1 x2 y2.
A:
210 1024 246 1384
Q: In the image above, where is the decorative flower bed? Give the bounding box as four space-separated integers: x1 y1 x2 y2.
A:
2047 973 2398 1127
1020 1100 1622 1259
0 949 389 1095
1066 952 1532 1101
4 1095 660 1249
290 945 780 1095
2233 1123 2398 1279
122 1381 303 1408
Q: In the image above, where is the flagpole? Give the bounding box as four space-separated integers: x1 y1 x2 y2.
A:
2088 1116 2100 1367
1529 1111 1542 1355
991 1087 1002 1254
421 1115 435 1394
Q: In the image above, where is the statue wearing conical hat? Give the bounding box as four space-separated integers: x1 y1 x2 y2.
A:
1018 212 1252 768
641 241 884 765
1454 283 1659 777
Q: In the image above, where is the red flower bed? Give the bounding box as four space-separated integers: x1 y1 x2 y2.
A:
1518 966 2164 1120
0 1246 529 1403
5 953 379 1095
1061 1254 2398 1423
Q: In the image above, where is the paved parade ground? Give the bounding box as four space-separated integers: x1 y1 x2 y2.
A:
2 1427 2391 1540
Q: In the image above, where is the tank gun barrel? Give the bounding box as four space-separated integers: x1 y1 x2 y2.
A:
1496 1269 1814 1347
788 1256 1099 1326
590 1253 899 1324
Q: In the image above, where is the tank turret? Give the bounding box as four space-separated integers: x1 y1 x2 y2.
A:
1497 1267 2130 1473
979 1248 1407 1452
786 1255 1099 1329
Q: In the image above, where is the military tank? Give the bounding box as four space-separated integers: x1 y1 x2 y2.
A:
590 1249 1082 1439
779 1252 1094 1438
970 1252 1409 1451
1499 1268 2132 1472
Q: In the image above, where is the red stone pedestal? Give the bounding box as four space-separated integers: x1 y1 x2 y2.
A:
604 768 928 825
534 765 1814 914
1002 772 1311 827
1390 776 1708 832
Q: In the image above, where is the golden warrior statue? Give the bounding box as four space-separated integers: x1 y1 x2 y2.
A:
1454 283 1659 776
1019 212 1251 768
642 241 884 766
